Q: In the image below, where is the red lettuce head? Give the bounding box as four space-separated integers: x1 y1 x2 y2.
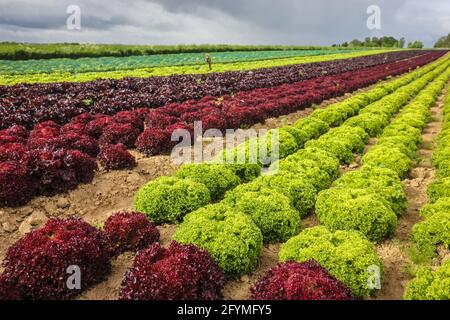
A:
113 111 144 130
250 260 354 300
29 121 61 140
1 217 112 300
27 148 96 195
98 143 136 170
104 211 159 256
0 143 29 162
119 241 225 300
85 116 116 138
0 125 29 139
71 113 94 124
0 274 21 300
63 149 98 184
60 122 88 135
0 161 35 207
98 123 140 148
135 128 173 156
0 134 26 146
28 133 100 158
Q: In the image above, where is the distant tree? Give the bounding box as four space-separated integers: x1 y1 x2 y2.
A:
434 33 450 48
349 39 363 47
372 37 381 46
408 41 424 49
338 36 408 48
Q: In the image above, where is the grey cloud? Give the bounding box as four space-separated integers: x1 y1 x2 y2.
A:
0 0 448 47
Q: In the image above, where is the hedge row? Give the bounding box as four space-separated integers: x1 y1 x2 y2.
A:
316 61 450 243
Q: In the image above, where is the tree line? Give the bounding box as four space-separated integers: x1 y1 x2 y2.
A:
333 36 424 49
434 33 450 48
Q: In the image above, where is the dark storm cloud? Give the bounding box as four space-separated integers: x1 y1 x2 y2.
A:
0 0 448 47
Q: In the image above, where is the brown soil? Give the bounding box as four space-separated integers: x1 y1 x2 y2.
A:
0 76 410 300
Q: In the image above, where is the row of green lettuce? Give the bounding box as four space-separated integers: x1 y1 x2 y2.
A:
404 84 450 300
0 49 390 86
314 61 450 243
0 49 359 75
130 55 450 299
278 59 450 299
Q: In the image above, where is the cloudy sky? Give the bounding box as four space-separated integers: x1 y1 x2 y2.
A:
0 0 449 47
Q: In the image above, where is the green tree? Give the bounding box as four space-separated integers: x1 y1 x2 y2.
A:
434 33 450 48
349 39 363 47
408 41 424 49
399 37 406 48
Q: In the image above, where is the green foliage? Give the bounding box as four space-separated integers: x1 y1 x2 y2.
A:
223 188 300 243
0 42 360 60
310 107 348 127
332 168 407 215
283 147 340 179
277 158 332 190
376 136 418 158
173 203 263 277
404 260 450 300
391 112 427 129
336 36 408 48
315 188 397 242
260 129 299 159
432 147 450 168
224 172 317 217
364 88 390 104
407 41 424 49
209 152 262 183
344 113 388 136
321 125 369 153
280 126 309 148
412 210 450 252
436 160 450 178
381 124 422 145
420 197 450 218
133 176 210 224
279 226 383 298
216 129 298 167
427 178 450 203
175 163 240 200
293 117 330 140
434 33 450 48
361 145 412 178
0 49 383 85
304 138 354 164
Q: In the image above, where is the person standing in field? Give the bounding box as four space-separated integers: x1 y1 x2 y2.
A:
205 53 212 70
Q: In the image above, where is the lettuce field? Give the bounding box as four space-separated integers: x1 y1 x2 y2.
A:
0 42 449 302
